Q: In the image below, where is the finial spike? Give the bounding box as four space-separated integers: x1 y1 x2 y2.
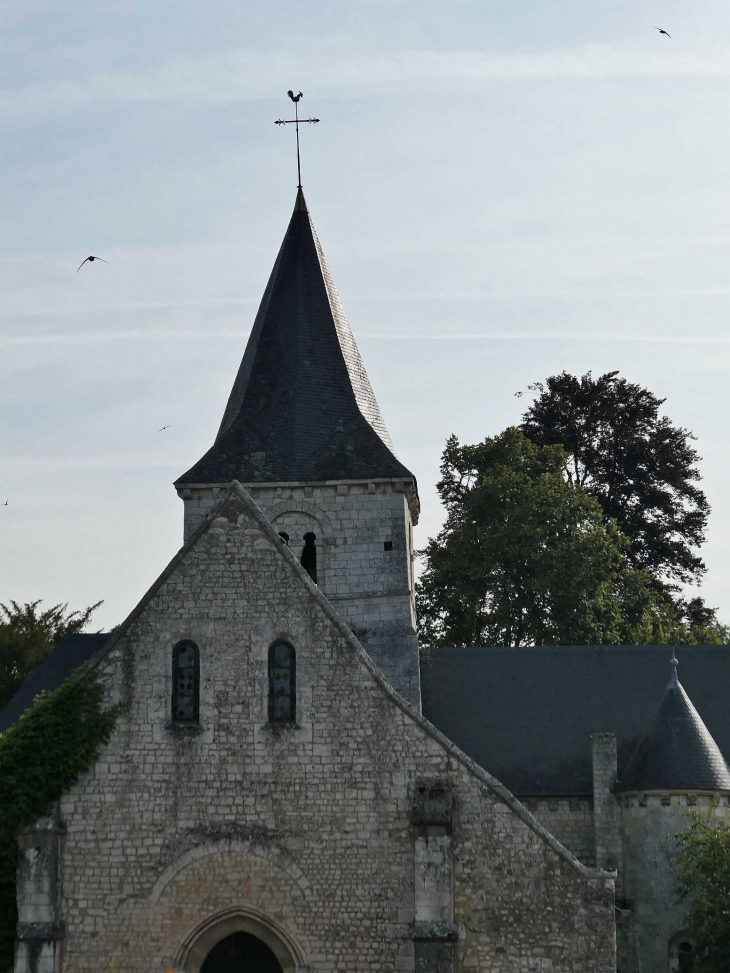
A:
669 649 679 688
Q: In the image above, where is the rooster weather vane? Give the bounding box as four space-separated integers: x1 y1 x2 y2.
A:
275 90 320 189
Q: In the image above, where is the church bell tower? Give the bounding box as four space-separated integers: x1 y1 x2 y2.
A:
175 187 421 708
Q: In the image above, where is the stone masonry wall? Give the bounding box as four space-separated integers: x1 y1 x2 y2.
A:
618 793 729 973
178 480 421 707
592 734 622 888
46 488 615 972
522 798 595 866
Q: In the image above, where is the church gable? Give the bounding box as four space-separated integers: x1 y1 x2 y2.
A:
92 482 369 748
24 483 616 972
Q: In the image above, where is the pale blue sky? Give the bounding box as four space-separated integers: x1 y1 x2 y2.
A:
2 0 730 630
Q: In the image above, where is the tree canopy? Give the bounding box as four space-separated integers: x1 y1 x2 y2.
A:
520 371 711 625
0 599 102 711
416 428 706 647
673 803 730 973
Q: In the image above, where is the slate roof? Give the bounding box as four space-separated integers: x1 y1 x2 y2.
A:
618 664 730 792
6 634 730 800
420 645 730 796
0 633 110 734
176 190 415 487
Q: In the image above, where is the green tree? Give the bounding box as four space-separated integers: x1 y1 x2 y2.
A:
673 803 730 972
0 600 102 710
520 371 712 628
416 428 709 647
707 621 730 644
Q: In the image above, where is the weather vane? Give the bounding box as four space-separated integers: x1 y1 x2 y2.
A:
275 90 320 189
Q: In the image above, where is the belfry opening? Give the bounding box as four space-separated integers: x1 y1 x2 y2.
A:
300 532 317 583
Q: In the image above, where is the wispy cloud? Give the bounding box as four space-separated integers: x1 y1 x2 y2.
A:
1 44 729 113
3 328 730 347
361 332 730 345
0 454 177 472
0 328 248 346
0 296 257 321
4 285 730 327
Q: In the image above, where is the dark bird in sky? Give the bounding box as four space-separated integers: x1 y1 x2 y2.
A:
77 255 110 272
287 90 303 103
3 500 7 505
654 27 671 37
159 425 171 432
514 391 523 398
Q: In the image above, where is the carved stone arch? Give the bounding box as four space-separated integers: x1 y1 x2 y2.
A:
269 502 330 588
266 499 334 536
174 906 305 973
149 838 313 905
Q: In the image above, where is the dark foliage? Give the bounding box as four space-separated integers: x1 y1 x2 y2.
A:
520 372 710 609
416 429 706 647
0 667 119 967
673 801 730 972
0 600 102 710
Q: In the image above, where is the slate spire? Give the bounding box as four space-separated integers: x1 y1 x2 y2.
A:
176 190 415 487
619 651 730 792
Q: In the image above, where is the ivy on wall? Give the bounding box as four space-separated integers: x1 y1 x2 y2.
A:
0 666 119 968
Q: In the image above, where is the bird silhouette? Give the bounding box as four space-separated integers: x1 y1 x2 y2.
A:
654 27 671 37
77 255 110 272
287 90 303 103
159 425 171 432
514 391 523 398
3 499 7 506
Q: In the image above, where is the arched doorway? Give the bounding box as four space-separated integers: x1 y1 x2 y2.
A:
200 931 283 972
669 931 697 972
175 907 301 973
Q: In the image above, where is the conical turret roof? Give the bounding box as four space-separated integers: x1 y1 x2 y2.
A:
618 655 730 792
176 190 415 487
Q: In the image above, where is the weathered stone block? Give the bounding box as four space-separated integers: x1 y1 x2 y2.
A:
414 941 455 973
412 779 452 828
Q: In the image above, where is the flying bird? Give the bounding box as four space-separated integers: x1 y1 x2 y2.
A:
77 255 110 272
654 27 671 37
287 90 303 103
3 499 7 506
158 425 171 432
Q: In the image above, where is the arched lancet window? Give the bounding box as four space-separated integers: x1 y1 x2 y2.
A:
301 532 317 583
172 640 199 723
268 641 296 724
278 531 289 546
669 932 696 973
677 942 695 973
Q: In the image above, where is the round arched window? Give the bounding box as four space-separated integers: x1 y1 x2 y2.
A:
268 641 296 723
669 933 695 973
172 640 199 723
678 941 694 972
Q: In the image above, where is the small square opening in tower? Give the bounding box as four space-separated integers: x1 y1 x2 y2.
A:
383 540 393 551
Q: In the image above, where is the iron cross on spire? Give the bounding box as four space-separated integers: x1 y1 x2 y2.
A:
275 90 320 189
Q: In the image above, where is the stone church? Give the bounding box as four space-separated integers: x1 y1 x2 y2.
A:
3 188 730 973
